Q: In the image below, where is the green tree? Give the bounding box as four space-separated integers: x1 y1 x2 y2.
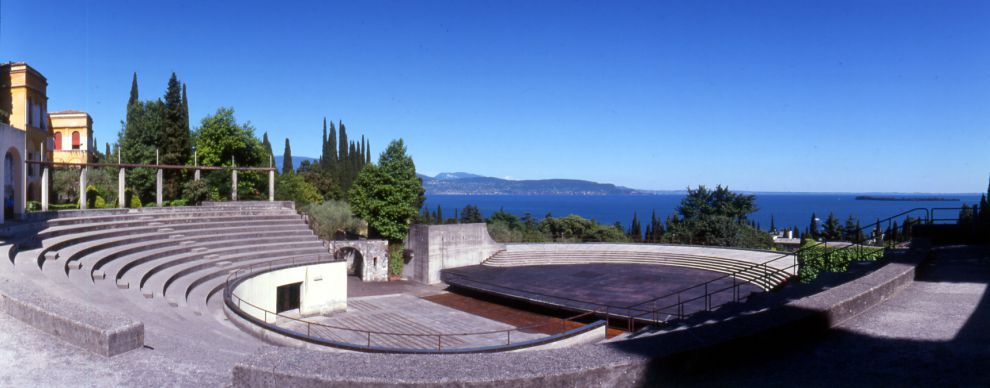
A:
191 107 266 199
275 171 323 208
628 212 642 242
348 139 425 242
460 204 484 223
119 99 165 203
162 73 191 198
282 138 293 174
665 185 769 248
822 212 841 241
809 212 820 240
261 132 273 167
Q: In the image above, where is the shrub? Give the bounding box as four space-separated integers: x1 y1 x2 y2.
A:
125 188 143 208
303 200 366 240
182 179 209 206
26 201 41 211
276 172 323 208
170 198 189 207
388 243 404 277
83 185 106 209
50 203 79 210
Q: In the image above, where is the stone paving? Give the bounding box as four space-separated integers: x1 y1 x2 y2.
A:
277 293 545 350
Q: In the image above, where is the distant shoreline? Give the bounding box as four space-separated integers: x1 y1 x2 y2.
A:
854 195 959 202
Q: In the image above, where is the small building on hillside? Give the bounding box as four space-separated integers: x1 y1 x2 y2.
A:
49 110 94 164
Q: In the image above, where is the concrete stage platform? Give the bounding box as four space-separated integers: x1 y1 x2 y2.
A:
442 263 763 319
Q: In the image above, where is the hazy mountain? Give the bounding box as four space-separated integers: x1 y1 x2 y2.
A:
273 155 318 172
418 172 659 195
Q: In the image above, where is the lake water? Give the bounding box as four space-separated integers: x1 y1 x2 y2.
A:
424 194 982 231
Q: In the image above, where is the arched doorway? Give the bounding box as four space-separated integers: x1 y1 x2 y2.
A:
335 247 364 278
4 147 23 222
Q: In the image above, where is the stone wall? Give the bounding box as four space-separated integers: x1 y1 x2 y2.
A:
405 223 504 284
329 240 389 282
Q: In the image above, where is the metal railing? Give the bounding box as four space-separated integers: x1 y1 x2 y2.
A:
223 257 603 353
447 207 958 333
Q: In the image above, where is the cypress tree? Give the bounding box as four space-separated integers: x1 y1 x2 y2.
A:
809 213 819 240
320 116 330 163
282 138 293 174
128 72 139 107
261 132 273 166
628 212 641 242
162 73 190 198
181 83 189 134
770 215 776 233
366 140 372 164
105 143 111 163
338 121 348 163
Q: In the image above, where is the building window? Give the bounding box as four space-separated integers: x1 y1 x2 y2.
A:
72 131 81 150
54 133 62 150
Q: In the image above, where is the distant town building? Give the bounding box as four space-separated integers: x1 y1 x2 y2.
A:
49 110 94 164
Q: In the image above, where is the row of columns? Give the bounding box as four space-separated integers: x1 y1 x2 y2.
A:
41 167 275 210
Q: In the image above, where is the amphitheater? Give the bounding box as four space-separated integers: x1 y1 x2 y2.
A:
1 201 988 386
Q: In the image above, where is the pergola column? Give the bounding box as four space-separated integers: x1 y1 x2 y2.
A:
79 166 88 210
194 169 200 181
231 169 238 201
156 169 163 207
118 168 126 208
41 165 49 211
268 170 274 202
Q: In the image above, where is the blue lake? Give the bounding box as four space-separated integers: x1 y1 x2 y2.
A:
423 194 982 231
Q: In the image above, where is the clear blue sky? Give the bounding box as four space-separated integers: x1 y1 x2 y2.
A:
2 1 987 193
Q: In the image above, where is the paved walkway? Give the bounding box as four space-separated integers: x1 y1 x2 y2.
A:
661 245 990 386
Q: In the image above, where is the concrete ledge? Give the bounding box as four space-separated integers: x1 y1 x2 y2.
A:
0 275 144 357
230 248 929 386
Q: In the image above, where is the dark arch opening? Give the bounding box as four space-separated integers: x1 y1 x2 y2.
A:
335 247 364 278
4 148 22 221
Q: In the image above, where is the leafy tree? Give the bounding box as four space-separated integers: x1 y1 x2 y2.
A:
182 179 209 205
192 107 267 199
348 139 425 242
664 185 769 248
304 200 367 240
460 204 484 223
119 99 165 203
275 171 323 208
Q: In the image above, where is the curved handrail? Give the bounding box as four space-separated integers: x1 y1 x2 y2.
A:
223 257 604 353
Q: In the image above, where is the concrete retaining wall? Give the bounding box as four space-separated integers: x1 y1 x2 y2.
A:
0 274 143 357
405 223 504 284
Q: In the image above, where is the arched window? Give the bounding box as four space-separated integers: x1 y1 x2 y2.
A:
54 132 62 150
72 131 81 150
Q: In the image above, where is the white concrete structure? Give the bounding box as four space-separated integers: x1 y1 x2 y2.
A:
405 223 505 284
232 261 347 323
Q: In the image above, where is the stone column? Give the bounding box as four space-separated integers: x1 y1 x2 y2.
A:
118 168 126 208
231 169 238 201
268 170 274 202
156 169 163 207
194 169 200 181
41 166 49 211
79 167 88 210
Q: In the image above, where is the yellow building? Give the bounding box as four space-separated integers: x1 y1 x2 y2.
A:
49 110 94 164
0 62 52 202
